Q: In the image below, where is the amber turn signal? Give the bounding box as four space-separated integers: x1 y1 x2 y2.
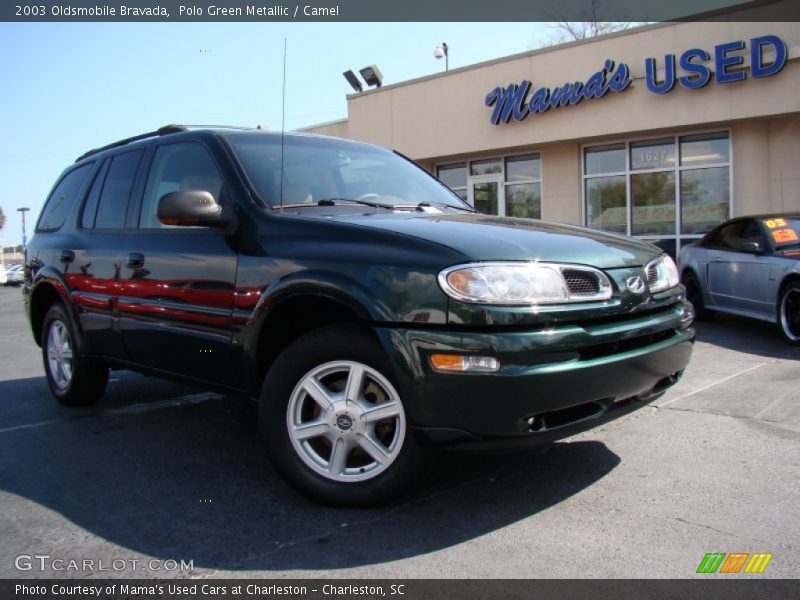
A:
430 354 500 373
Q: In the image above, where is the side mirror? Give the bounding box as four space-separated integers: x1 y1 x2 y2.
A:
157 190 229 228
740 241 763 254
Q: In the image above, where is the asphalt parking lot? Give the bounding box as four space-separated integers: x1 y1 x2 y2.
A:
0 285 798 579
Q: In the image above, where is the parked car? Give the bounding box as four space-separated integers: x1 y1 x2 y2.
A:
5 264 24 286
679 214 800 344
0 264 6 286
23 126 695 506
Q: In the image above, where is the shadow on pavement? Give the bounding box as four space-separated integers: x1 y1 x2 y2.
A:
0 389 620 571
693 312 800 360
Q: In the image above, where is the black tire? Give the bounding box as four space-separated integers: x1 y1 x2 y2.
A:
259 324 422 507
683 271 715 321
41 303 109 406
777 281 800 346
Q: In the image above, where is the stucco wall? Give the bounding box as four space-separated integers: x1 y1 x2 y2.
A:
341 19 799 161
301 11 800 223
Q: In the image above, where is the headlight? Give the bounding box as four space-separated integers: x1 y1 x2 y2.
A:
646 255 680 293
437 262 613 305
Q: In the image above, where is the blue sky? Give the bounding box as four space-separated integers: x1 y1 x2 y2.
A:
0 21 554 247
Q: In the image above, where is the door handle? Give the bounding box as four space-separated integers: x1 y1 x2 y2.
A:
126 252 145 269
59 250 75 264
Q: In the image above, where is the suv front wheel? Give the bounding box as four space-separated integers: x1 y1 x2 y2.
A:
42 303 109 406
260 324 421 506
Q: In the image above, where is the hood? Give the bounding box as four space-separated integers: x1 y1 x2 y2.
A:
320 212 661 269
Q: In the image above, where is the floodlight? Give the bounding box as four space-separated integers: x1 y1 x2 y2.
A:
359 65 383 88
343 70 363 93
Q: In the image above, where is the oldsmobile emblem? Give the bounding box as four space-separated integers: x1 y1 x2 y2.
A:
336 414 353 431
626 275 646 295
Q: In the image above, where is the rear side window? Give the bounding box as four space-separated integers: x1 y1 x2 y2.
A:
93 149 143 229
80 159 110 229
36 164 93 232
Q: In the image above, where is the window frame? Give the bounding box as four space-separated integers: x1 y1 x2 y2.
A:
435 150 543 218
581 128 733 257
132 139 230 234
78 158 110 231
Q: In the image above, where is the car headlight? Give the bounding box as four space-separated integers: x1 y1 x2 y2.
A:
437 262 613 305
646 255 680 293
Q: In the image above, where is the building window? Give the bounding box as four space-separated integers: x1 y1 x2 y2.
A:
437 163 468 202
505 155 541 219
437 153 541 219
583 131 730 257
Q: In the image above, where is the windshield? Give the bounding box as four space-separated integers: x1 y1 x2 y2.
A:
224 133 472 210
763 217 800 248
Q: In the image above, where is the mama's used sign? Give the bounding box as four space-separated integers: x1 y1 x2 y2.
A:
485 35 787 126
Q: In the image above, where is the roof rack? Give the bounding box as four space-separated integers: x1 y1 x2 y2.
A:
76 124 188 162
75 124 261 163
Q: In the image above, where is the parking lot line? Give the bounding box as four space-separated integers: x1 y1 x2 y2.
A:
0 391 222 434
656 361 769 409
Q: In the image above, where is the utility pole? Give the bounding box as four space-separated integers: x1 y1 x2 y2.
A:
18 207 30 249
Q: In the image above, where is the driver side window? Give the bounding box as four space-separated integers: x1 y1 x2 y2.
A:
139 143 224 229
710 220 764 251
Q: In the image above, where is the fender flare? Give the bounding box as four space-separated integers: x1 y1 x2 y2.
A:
27 267 82 348
241 270 393 393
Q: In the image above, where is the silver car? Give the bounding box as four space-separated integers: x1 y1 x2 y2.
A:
5 264 24 286
678 214 800 344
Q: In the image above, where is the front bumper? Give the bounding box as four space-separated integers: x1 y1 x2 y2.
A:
376 301 694 449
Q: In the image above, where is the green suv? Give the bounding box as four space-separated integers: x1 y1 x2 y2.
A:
23 126 694 505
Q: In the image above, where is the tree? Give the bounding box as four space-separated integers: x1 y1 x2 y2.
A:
549 20 638 42
0 206 5 230
534 0 646 47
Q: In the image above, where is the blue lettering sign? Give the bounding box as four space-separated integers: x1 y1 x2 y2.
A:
643 35 786 95
485 61 631 125
487 35 786 124
678 49 711 89
485 81 530 125
645 55 676 94
607 61 632 93
715 40 746 84
528 86 549 113
751 34 787 78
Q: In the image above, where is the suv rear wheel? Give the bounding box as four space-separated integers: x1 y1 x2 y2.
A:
259 324 420 506
42 304 109 406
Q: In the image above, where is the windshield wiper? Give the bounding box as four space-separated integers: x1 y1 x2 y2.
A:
316 197 396 210
417 201 476 213
279 198 475 213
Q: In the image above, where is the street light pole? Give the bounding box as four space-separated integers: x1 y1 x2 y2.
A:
18 207 30 249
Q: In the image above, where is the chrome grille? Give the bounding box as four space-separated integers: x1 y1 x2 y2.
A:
562 269 600 295
647 264 658 286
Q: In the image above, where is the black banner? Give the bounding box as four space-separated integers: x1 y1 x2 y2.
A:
3 580 800 600
3 0 800 22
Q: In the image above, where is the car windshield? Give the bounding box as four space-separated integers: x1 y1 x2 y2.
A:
762 217 800 248
224 133 472 211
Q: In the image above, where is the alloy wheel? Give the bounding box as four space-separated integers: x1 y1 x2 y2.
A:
46 320 74 390
286 360 406 483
